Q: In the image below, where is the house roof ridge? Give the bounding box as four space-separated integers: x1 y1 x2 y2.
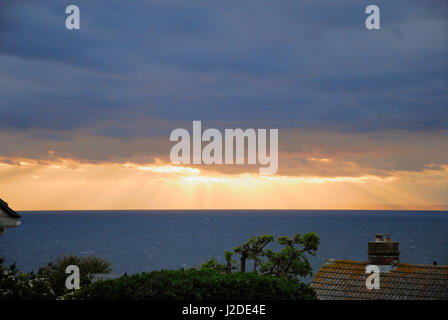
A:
0 198 21 219
323 259 448 269
396 262 448 269
324 259 367 264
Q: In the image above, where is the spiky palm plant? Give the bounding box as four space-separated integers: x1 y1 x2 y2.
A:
53 254 83 270
79 255 113 279
40 254 113 297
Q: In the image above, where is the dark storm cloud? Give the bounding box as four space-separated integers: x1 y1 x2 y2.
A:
0 0 447 138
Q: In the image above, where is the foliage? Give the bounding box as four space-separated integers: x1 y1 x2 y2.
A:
72 269 316 300
0 257 55 300
1 232 319 300
39 254 113 297
199 232 320 279
80 255 113 276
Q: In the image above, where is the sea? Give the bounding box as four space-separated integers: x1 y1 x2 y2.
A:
1 210 447 281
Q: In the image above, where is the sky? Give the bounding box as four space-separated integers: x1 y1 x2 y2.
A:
0 0 447 210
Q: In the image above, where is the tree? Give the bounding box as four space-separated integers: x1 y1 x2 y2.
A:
260 233 319 278
200 232 319 279
233 235 274 273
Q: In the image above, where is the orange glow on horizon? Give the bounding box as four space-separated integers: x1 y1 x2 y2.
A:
0 157 447 211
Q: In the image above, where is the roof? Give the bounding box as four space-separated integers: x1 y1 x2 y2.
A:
0 199 21 219
311 259 448 300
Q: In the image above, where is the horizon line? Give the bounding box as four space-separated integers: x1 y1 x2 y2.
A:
16 208 448 213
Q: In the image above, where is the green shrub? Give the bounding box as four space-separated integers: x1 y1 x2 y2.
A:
72 269 316 300
0 257 55 300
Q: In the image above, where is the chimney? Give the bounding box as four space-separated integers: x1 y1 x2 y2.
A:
368 233 399 265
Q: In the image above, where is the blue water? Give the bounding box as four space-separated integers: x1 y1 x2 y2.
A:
1 210 447 280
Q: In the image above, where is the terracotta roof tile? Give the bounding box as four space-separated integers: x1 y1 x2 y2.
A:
311 260 448 300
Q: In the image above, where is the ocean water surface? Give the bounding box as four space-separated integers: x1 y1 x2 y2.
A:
1 210 447 280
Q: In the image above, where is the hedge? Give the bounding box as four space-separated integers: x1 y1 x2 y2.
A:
72 269 316 300
0 258 55 300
